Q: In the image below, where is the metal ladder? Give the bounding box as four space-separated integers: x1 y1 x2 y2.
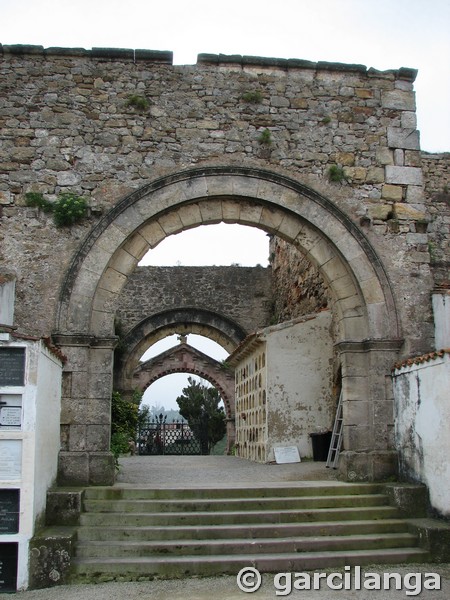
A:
326 389 343 468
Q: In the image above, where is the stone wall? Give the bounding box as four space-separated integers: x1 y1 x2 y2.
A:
1 44 449 485
115 265 272 337
0 44 443 355
269 237 330 323
422 152 450 288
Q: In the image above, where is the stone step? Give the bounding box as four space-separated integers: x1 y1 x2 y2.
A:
75 532 419 558
82 493 390 513
76 518 411 542
72 547 430 580
79 505 401 527
83 483 384 501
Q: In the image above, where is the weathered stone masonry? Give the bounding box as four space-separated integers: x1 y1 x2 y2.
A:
116 265 272 337
0 45 448 485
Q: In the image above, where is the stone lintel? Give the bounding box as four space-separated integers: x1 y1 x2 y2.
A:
335 338 404 355
53 333 118 349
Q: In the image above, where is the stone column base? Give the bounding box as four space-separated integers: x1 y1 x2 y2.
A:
57 451 115 486
338 450 398 482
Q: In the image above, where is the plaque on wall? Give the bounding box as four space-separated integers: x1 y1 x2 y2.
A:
0 543 18 592
0 441 22 481
0 407 22 428
0 490 19 534
0 348 25 387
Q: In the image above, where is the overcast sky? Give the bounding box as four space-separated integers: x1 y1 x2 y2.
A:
2 0 449 410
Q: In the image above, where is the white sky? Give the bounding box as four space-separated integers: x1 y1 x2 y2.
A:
2 0 449 409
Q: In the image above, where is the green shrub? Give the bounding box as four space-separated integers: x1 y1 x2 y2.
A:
258 128 272 145
242 90 263 104
25 192 53 213
53 192 88 227
126 94 150 111
328 164 347 183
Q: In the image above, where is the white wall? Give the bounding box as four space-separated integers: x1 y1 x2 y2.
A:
0 339 62 590
393 352 450 517
265 311 334 460
432 291 450 350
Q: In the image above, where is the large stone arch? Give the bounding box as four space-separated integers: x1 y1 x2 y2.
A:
115 308 246 393
54 166 403 485
57 167 399 340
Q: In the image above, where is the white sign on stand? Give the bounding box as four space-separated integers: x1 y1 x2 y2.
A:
274 445 301 464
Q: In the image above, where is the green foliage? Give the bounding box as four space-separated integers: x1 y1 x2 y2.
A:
110 390 140 464
25 192 53 213
176 376 226 453
327 164 347 183
53 192 88 227
258 128 272 145
126 94 150 111
25 190 88 227
242 90 263 104
321 115 331 124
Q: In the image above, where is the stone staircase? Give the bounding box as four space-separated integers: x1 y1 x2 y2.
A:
70 482 430 581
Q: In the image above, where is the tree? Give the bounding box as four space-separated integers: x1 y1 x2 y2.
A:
176 377 226 454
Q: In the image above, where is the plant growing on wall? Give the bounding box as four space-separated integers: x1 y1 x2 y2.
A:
53 192 88 226
126 94 150 111
327 164 347 183
258 128 272 145
24 192 53 213
25 191 88 227
242 90 263 104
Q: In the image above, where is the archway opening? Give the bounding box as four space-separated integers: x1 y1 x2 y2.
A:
55 167 401 485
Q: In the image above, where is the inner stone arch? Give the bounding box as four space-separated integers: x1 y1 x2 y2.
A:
133 341 236 454
115 308 246 393
133 343 235 421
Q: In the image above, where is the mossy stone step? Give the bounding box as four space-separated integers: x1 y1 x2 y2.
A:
82 493 390 513
79 505 401 527
76 517 410 542
72 547 430 580
75 532 420 558
83 483 384 501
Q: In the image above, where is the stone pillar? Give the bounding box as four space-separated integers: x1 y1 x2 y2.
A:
53 334 117 486
226 418 236 454
336 339 403 481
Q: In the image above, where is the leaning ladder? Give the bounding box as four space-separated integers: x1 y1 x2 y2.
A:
326 390 343 469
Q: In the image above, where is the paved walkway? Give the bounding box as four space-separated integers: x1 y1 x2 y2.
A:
12 456 450 599
115 454 339 487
